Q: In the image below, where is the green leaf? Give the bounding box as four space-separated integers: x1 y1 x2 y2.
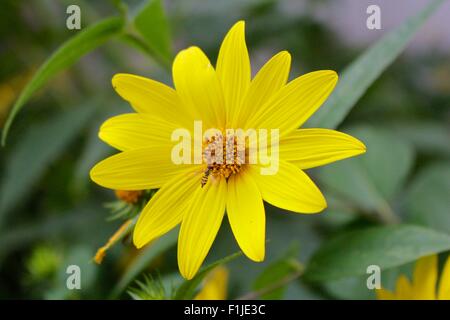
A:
133 0 172 64
404 163 450 234
0 103 98 227
1 17 124 145
322 275 375 300
110 229 178 298
318 126 414 222
316 194 358 228
385 121 450 157
110 0 128 16
304 225 450 282
253 244 302 300
307 0 445 129
174 251 242 300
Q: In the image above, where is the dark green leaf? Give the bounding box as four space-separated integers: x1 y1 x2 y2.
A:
322 276 375 300
404 163 450 234
304 225 450 281
133 0 172 63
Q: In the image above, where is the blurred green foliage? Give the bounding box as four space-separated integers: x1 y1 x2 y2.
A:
0 0 449 300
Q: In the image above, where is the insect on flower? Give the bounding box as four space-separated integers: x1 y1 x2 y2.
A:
200 166 213 188
90 21 366 279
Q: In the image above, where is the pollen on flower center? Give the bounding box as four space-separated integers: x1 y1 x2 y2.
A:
201 132 245 187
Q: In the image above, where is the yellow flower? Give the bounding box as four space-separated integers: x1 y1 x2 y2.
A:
90 21 366 279
377 254 450 300
194 266 229 300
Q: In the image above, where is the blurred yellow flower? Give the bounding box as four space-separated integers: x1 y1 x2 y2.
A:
377 254 450 300
195 266 229 300
90 21 366 279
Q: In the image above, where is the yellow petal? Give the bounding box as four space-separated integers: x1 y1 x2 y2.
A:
227 172 265 262
99 113 176 151
173 46 226 128
438 255 450 300
133 166 202 248
279 129 366 169
90 147 187 190
246 70 338 137
112 74 190 127
395 275 413 299
239 51 291 128
412 255 437 299
376 288 396 300
248 160 326 213
194 266 229 300
216 21 251 127
178 177 227 280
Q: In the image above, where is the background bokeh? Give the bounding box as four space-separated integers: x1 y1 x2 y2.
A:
0 0 449 299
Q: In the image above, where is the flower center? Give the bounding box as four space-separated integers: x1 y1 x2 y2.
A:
201 132 245 187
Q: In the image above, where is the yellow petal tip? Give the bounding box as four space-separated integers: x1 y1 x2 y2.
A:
234 20 245 29
319 70 339 83
312 70 339 88
328 70 339 84
132 226 142 247
180 268 195 280
313 197 328 214
352 136 367 154
89 165 100 185
273 50 291 64
132 234 145 249
111 74 119 87
250 253 265 263
359 142 367 153
280 50 291 57
174 46 204 63
186 45 201 52
111 73 128 89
